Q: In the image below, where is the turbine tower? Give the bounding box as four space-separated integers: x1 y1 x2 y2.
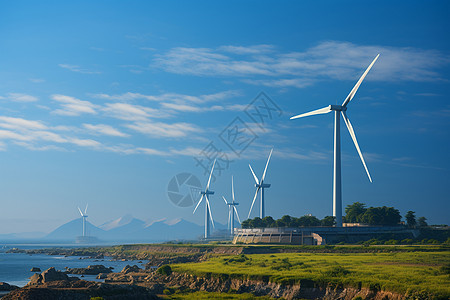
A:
193 159 216 239
77 204 88 237
290 54 379 227
248 148 273 219
222 176 241 236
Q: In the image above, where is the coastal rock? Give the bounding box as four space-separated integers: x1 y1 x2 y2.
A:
65 264 113 275
30 267 41 272
3 280 158 300
28 267 79 285
0 282 19 291
121 264 142 273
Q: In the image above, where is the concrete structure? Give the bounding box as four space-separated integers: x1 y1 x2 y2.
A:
233 228 324 245
233 225 419 245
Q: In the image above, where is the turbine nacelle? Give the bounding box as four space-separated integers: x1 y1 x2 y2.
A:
255 183 271 188
330 105 347 112
200 191 215 195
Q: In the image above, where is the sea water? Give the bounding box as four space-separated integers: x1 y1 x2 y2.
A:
0 245 147 287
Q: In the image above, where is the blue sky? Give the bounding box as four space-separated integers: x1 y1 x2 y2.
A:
0 0 449 234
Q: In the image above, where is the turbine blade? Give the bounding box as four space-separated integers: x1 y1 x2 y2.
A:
78 207 83 217
228 207 231 229
205 196 215 228
234 206 241 224
222 196 228 205
206 159 216 190
261 148 273 182
342 54 380 107
342 111 372 182
249 164 259 185
248 187 260 219
84 204 88 215
231 176 235 202
193 195 204 214
290 105 331 120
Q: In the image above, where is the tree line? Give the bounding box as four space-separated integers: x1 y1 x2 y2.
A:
241 215 335 229
241 202 427 228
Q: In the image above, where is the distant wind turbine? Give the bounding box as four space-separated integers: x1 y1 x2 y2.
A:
248 148 273 219
78 204 88 237
290 54 379 227
193 159 216 239
222 176 241 236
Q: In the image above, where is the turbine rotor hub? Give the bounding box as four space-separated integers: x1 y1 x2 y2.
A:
330 105 347 111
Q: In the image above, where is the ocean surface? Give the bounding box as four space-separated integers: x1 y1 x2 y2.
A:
0 244 147 287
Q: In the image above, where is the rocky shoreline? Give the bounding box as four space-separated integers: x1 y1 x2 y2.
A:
3 245 445 299
2 265 408 300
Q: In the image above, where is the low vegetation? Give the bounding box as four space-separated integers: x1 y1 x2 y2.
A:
171 248 450 299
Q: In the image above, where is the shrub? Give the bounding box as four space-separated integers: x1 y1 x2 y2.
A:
157 264 172 276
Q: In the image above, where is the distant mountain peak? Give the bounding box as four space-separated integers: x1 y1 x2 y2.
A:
99 214 138 231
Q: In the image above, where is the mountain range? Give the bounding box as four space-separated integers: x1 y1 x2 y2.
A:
41 215 228 243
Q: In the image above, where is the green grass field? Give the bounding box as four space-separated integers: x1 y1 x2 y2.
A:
171 250 450 299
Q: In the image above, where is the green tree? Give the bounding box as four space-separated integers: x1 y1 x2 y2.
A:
241 219 250 229
321 216 336 226
345 202 367 223
262 216 275 227
418 216 428 227
360 206 401 225
249 217 264 228
405 211 417 227
297 215 321 226
280 215 292 227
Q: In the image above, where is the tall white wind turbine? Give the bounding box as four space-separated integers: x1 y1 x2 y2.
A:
248 148 273 219
290 54 379 227
222 176 241 236
77 204 88 237
193 159 216 239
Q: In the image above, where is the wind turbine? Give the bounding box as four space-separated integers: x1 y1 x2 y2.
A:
248 148 273 219
290 54 379 227
77 204 88 237
193 159 216 239
222 176 241 236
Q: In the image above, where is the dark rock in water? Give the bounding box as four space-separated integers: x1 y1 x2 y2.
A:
28 267 80 286
0 282 19 291
121 265 142 274
30 267 41 272
65 264 113 275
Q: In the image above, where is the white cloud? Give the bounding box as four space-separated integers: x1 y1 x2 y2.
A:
155 41 450 85
0 130 32 141
69 138 102 148
51 94 98 116
58 64 101 74
102 102 164 121
83 124 129 137
0 116 47 131
126 121 201 138
7 93 38 102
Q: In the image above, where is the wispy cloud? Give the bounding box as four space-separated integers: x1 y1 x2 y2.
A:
94 90 241 115
102 102 165 121
155 41 450 88
126 121 201 138
7 93 38 102
58 64 101 74
51 94 98 116
83 124 129 137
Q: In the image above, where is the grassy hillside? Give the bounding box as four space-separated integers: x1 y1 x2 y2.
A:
171 249 450 299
